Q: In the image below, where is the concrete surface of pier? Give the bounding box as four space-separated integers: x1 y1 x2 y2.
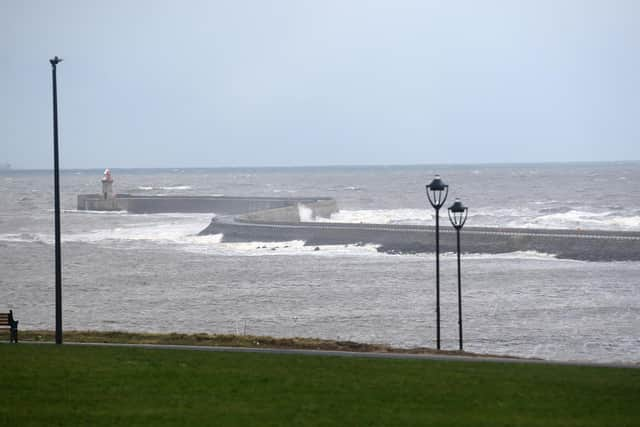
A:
200 214 640 262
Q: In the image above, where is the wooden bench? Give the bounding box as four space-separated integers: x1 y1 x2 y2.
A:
0 310 18 343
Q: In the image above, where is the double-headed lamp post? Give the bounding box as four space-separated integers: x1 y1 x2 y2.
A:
426 174 448 350
448 198 468 351
50 56 63 345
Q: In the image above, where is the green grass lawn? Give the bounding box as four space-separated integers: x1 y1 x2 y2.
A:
1 344 638 426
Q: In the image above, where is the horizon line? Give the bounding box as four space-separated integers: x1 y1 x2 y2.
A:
3 159 640 172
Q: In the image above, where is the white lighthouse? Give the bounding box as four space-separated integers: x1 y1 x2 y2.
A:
101 168 114 200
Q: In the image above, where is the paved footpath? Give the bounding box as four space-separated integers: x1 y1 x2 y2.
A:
12 341 639 369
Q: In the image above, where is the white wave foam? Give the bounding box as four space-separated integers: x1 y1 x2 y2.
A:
0 214 214 246
0 230 603 262
181 239 383 257
512 210 640 231
316 209 433 225
136 185 192 191
163 185 192 190
447 251 562 261
63 215 211 244
298 204 314 222
316 208 640 231
327 185 364 192
0 212 384 257
63 209 129 215
0 233 49 244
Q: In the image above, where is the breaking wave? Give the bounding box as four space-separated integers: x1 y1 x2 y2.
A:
0 227 571 261
0 232 49 244
514 210 640 230
137 185 193 191
316 208 640 231
316 209 433 225
298 204 314 222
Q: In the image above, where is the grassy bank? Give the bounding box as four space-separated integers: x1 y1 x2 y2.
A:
1 344 639 426
17 329 515 358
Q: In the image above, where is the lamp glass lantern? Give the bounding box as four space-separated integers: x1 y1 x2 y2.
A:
425 174 449 209
448 198 468 229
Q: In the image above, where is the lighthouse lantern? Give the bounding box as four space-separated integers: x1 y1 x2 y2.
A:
101 168 114 200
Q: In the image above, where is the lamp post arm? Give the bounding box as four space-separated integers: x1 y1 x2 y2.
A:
441 186 449 207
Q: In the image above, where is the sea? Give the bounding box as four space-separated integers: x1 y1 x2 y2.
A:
1 163 639 364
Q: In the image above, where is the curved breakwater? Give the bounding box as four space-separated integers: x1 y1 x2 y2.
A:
202 217 640 262
198 198 640 262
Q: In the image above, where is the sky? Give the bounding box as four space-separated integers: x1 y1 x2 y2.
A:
1 0 639 169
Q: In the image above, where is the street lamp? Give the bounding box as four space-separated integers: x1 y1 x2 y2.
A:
448 198 468 351
50 56 63 344
426 174 448 350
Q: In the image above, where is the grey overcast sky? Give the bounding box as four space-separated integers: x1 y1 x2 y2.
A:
1 0 639 169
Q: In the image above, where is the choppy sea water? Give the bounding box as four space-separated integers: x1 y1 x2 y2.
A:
1 163 639 363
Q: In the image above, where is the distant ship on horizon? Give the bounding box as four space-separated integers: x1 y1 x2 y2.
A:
0 162 11 170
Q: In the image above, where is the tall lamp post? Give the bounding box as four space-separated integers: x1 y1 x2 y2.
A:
426 174 448 350
448 198 468 351
50 56 63 345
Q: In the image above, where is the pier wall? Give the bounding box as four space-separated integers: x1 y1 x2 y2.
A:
200 220 640 262
236 199 340 223
77 194 122 211
77 194 338 217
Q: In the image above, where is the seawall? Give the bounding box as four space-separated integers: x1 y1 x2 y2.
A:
77 194 338 218
200 218 640 262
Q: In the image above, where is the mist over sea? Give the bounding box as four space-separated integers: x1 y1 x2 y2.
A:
1 162 639 363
